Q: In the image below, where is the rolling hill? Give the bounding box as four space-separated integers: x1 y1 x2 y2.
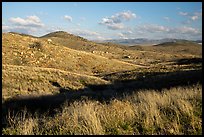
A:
2 32 139 76
39 31 201 67
2 32 139 99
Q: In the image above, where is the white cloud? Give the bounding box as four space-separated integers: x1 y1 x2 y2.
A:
140 24 170 33
2 25 10 32
64 15 72 22
179 11 202 21
95 36 106 40
107 23 124 30
71 29 100 37
2 25 38 34
169 26 202 40
3 15 45 35
191 15 199 21
117 30 133 39
68 29 110 40
117 32 128 39
125 30 133 34
116 10 136 21
190 12 202 21
163 17 170 22
44 26 65 33
176 26 201 35
99 10 136 30
179 12 188 16
100 17 115 24
9 15 44 27
133 24 201 40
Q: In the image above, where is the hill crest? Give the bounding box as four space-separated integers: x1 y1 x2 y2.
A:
40 31 88 42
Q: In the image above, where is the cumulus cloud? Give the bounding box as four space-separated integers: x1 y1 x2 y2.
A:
99 10 136 30
64 15 72 22
191 15 199 21
3 15 45 36
170 26 202 40
116 10 136 21
2 25 38 34
179 11 202 21
190 12 202 21
133 24 201 40
9 15 44 27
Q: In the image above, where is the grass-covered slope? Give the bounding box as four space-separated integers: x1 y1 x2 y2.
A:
2 64 110 100
2 32 139 75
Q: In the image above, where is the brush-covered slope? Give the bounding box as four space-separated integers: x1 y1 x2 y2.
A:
40 31 139 60
2 32 139 75
40 31 88 42
40 31 202 67
143 41 202 57
2 64 110 100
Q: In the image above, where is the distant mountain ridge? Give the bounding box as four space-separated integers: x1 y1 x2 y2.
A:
6 31 201 46
99 38 202 46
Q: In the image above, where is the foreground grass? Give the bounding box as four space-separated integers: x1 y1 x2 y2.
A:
2 83 202 135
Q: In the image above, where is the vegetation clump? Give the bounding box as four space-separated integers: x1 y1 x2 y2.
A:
29 41 43 50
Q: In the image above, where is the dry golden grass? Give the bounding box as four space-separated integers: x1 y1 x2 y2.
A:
2 64 110 100
40 32 202 66
2 83 202 135
2 32 140 75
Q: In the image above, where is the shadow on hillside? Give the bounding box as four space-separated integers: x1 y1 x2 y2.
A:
172 57 202 65
2 68 202 128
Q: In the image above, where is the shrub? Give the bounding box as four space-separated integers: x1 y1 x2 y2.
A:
29 42 43 50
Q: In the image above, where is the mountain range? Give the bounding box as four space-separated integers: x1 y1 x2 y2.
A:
96 38 202 46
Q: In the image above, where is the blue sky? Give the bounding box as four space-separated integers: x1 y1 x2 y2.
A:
2 2 202 40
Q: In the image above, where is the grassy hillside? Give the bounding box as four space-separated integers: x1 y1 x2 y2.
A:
2 64 110 100
40 31 201 67
2 32 139 75
138 41 202 57
40 31 89 42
